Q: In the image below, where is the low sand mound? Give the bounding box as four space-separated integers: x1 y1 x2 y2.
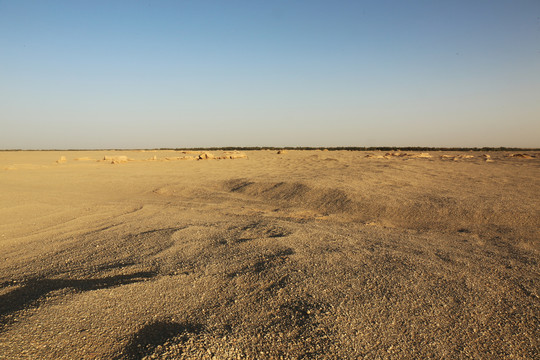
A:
409 152 432 158
56 156 67 164
102 155 131 164
455 154 474 160
366 152 432 159
164 156 197 161
365 154 386 159
222 178 536 237
160 152 247 161
219 152 248 160
198 153 215 160
507 153 534 159
228 152 248 159
277 150 287 154
441 154 475 161
482 154 494 162
384 152 407 157
229 153 248 159
224 179 354 215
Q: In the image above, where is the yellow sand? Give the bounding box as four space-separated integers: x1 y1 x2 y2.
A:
0 150 538 359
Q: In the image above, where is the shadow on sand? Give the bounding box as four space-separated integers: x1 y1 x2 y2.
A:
0 271 156 330
114 320 204 360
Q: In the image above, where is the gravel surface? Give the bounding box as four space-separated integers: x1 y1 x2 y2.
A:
0 150 538 359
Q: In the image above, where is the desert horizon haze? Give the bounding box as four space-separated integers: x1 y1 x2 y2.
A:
1 0 539 149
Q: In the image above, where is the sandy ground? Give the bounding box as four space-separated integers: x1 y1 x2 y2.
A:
0 150 538 359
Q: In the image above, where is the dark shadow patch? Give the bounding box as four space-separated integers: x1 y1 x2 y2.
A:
132 227 182 238
514 281 539 300
268 232 287 238
82 223 125 236
0 271 156 331
226 179 255 192
265 274 290 292
252 248 294 274
216 221 292 246
272 301 313 329
435 251 454 263
113 299 332 359
89 261 137 273
249 299 332 358
240 221 291 239
263 182 311 201
115 320 204 360
241 222 260 231
226 248 294 278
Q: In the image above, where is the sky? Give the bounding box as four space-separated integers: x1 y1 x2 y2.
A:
1 0 539 149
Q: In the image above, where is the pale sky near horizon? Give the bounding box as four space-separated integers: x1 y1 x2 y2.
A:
1 0 539 149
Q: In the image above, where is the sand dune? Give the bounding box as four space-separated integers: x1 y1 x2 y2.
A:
0 150 538 359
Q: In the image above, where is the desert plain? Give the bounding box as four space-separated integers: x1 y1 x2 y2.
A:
0 149 538 359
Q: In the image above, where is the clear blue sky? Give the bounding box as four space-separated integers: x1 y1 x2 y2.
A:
1 0 539 149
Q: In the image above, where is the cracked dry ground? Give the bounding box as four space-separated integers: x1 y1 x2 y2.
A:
0 150 539 359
